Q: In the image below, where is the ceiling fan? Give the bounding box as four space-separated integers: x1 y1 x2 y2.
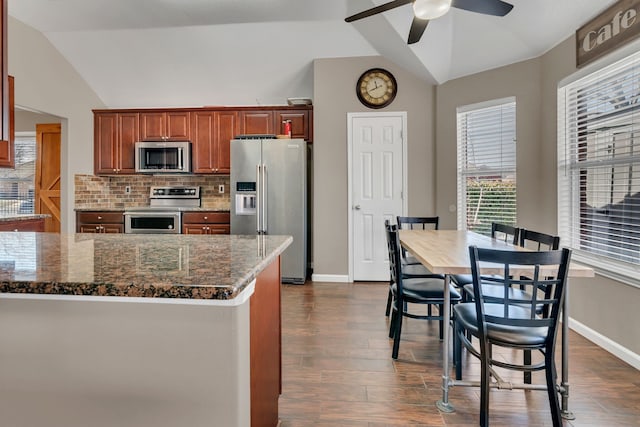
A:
345 0 514 45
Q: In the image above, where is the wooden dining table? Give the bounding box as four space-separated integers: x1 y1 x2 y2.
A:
399 229 594 419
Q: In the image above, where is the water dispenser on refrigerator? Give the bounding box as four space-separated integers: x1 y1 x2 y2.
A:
235 182 256 215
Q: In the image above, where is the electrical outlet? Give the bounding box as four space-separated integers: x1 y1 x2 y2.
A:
125 186 131 194
218 185 225 194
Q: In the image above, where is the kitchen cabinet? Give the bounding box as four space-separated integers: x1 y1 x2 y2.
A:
0 217 45 232
239 110 275 135
182 211 230 234
0 75 14 168
0 1 9 168
94 112 138 174
93 106 312 176
275 109 310 141
140 111 190 141
191 111 237 174
76 211 124 233
239 108 312 140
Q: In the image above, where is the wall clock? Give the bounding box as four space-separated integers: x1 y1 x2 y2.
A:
356 68 397 109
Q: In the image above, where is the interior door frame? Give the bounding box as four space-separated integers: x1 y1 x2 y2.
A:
347 111 408 282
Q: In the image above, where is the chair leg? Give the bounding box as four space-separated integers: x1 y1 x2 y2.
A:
385 287 392 316
389 308 397 339
544 346 562 427
479 341 491 427
438 304 444 340
454 318 463 380
524 350 532 384
391 311 403 359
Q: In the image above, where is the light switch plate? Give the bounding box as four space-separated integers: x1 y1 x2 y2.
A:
218 185 224 194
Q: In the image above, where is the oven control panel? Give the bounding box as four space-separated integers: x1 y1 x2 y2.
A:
150 186 200 199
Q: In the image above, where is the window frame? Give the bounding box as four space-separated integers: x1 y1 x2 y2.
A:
557 48 640 289
456 97 517 236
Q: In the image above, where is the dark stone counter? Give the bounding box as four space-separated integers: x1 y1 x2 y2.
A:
0 214 50 222
0 232 291 300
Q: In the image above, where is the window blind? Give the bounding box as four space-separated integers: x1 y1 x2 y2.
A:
558 50 640 284
457 98 517 236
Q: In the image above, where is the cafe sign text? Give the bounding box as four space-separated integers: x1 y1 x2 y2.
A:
576 0 640 68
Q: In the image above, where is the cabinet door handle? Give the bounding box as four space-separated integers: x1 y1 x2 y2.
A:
98 216 102 220
203 216 208 220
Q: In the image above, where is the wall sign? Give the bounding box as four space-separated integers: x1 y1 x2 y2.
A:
576 0 640 68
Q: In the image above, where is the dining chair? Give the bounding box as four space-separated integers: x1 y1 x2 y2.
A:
458 227 561 383
396 216 440 265
385 222 461 359
384 217 445 317
453 246 572 427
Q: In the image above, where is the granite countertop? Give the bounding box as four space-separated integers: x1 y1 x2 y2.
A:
0 214 50 223
0 233 291 300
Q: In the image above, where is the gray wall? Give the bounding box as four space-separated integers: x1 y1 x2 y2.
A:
435 37 640 356
436 58 543 232
313 56 435 277
15 110 62 132
9 17 105 233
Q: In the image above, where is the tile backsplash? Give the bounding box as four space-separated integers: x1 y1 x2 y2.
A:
75 174 231 210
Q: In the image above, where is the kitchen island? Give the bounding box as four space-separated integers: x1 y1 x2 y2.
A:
0 232 292 427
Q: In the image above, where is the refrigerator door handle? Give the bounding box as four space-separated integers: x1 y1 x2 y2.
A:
256 164 262 233
262 164 268 234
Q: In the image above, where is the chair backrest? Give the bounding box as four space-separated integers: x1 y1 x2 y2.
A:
396 216 439 230
468 246 571 347
384 222 403 293
491 222 519 245
519 229 560 251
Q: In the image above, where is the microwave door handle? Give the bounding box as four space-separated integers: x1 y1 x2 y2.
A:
256 164 262 234
262 164 267 234
178 148 183 170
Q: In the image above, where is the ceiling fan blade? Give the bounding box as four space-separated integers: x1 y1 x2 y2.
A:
407 17 429 44
345 0 414 23
451 0 514 17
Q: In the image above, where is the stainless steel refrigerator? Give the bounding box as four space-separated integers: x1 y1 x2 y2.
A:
230 137 307 284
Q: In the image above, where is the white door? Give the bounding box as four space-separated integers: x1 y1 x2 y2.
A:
349 112 406 281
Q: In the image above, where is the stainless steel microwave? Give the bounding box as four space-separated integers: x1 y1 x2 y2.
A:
134 141 191 173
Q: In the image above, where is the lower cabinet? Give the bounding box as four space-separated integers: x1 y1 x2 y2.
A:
182 212 230 235
0 217 45 232
76 211 124 233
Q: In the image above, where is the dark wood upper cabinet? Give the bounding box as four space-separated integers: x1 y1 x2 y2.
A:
239 110 275 135
0 74 13 168
94 106 311 176
0 0 9 168
275 109 310 141
192 110 237 174
140 111 190 141
94 112 139 174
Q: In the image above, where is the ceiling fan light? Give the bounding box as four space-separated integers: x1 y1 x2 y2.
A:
413 0 452 20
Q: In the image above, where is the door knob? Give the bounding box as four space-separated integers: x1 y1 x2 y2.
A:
354 205 361 210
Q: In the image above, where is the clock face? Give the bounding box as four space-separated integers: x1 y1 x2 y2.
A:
356 68 397 109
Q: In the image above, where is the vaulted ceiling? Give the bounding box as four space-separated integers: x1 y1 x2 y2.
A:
8 0 616 107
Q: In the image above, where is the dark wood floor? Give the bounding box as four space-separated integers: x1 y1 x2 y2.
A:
278 282 640 426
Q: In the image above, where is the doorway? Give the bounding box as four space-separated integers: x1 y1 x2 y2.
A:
348 112 407 281
35 123 61 232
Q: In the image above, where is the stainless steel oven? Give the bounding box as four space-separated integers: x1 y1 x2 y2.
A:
124 186 200 234
124 210 181 234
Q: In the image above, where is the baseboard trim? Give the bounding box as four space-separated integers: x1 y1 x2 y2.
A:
569 317 640 370
311 274 350 283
